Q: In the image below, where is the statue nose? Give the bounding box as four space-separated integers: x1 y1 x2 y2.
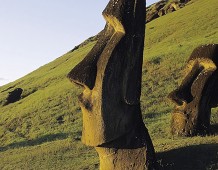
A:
68 26 114 90
68 57 97 89
168 89 189 106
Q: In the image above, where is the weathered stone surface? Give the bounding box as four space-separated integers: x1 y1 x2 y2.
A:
169 44 218 136
5 88 23 105
68 0 157 169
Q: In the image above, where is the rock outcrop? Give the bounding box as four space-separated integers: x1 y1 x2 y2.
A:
68 0 157 169
146 0 191 23
169 44 218 136
5 88 23 105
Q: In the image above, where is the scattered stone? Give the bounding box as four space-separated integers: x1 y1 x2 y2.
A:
56 115 64 124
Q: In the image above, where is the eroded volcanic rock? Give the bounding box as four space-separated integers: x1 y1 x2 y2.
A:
146 0 191 23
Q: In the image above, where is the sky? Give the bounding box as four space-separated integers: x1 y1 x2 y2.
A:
0 0 158 86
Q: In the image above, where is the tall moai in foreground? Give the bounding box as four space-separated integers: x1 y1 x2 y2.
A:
169 44 218 136
68 0 157 169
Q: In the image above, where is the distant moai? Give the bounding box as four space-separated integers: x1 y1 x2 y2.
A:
68 0 157 169
169 44 218 136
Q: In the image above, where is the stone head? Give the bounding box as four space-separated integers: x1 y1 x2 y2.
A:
169 44 218 136
68 0 145 146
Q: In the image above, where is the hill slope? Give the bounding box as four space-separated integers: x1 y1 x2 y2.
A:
0 0 218 169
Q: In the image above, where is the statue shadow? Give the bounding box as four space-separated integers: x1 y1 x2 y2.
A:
0 133 68 152
210 123 218 135
143 112 166 119
157 143 218 170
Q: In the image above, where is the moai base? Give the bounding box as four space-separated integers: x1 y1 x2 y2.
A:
169 44 218 136
68 0 157 169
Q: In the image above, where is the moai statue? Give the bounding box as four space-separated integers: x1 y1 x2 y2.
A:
68 0 157 169
169 44 218 136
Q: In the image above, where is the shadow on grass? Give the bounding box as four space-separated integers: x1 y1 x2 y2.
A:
210 123 218 135
157 143 218 170
143 112 165 119
0 133 68 152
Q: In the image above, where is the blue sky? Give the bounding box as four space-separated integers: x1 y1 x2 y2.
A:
0 0 158 86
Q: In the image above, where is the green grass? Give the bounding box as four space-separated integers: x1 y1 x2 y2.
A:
0 0 218 169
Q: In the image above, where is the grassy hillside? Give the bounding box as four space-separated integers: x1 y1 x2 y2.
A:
0 0 218 169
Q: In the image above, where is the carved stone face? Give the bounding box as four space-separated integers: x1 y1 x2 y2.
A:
68 0 145 146
169 44 218 136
